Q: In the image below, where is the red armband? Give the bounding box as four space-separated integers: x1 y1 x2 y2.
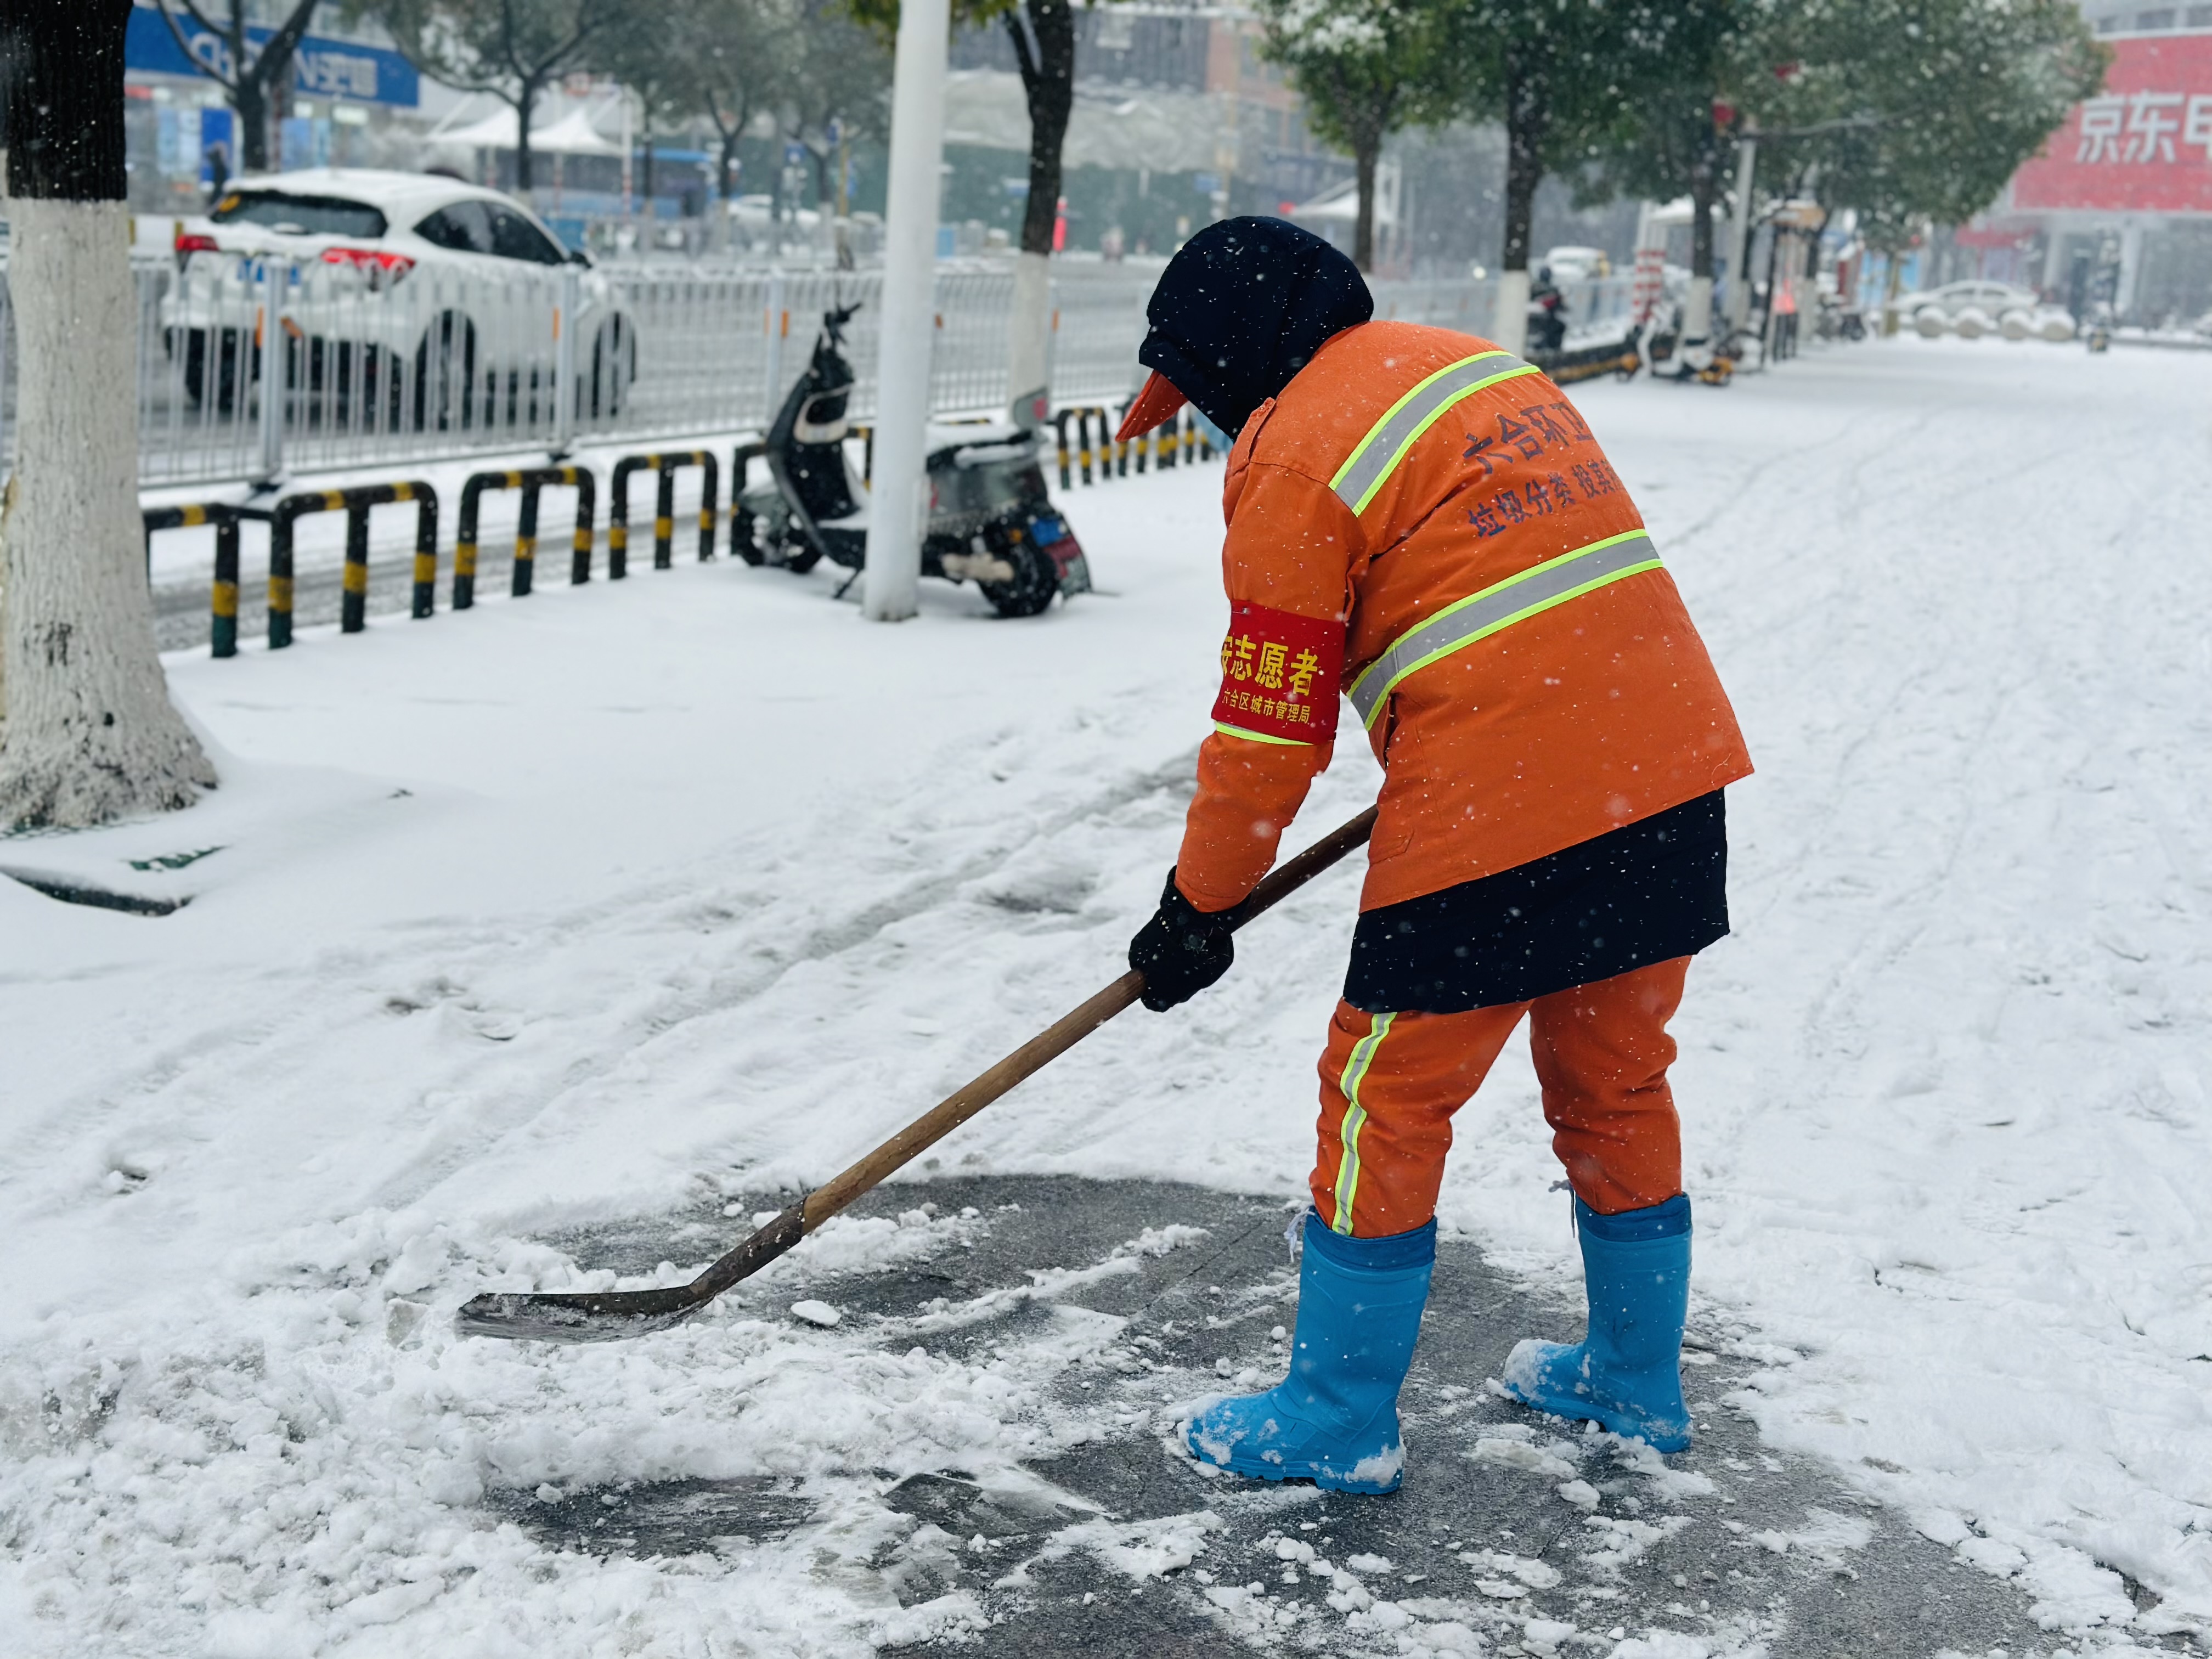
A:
1209 602 1345 744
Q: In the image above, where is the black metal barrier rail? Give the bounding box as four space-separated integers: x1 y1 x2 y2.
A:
269 483 438 647
455 467 597 607
1052 406 1216 489
611 451 718 576
152 415 1190 661
143 502 272 658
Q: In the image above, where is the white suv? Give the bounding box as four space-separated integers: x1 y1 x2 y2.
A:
163 168 635 430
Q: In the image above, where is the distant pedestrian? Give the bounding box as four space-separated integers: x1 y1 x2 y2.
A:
1773 277 1799 360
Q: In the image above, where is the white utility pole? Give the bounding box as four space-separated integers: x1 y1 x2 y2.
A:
1722 118 1759 337
861 0 951 622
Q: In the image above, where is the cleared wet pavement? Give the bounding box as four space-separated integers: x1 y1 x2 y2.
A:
489 1176 2182 1657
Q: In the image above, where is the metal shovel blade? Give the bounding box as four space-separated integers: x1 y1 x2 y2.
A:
452 1284 706 1344
454 1200 811 1344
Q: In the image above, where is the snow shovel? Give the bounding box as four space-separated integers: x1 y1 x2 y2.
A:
455 806 1378 1344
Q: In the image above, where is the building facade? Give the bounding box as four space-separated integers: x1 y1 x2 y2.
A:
1960 5 2212 324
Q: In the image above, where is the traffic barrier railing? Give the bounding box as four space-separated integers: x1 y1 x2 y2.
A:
143 501 270 658
611 450 718 575
1048 405 1223 488
455 466 597 606
1053 408 1104 488
269 482 438 646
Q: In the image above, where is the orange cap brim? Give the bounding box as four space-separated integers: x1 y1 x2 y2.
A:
1115 371 1188 443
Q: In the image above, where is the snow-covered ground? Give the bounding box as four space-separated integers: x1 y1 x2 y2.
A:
2 335 2207 1656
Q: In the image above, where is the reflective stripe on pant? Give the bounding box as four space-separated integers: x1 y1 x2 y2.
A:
1310 957 1690 1236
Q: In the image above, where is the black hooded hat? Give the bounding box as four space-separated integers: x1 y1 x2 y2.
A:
1137 217 1374 439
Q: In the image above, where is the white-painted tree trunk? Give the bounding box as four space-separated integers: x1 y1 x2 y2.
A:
1007 249 1052 413
1492 268 1531 356
1723 128 1759 336
1682 275 1716 344
0 195 215 827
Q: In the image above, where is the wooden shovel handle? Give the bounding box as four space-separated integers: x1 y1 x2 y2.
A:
802 805 1379 1230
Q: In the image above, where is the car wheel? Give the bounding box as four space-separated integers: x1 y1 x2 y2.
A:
588 315 635 420
356 345 403 428
413 311 477 431
178 328 243 413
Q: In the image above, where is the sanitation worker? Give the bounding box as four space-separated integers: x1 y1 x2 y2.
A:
1122 218 1752 1493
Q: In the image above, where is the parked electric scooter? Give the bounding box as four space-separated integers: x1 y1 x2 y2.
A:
733 303 1090 617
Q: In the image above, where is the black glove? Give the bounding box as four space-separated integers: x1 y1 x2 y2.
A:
1129 869 1240 1012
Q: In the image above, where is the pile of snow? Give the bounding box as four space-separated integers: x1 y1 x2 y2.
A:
3 336 2208 1649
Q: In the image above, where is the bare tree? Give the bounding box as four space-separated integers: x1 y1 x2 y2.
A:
369 0 618 192
779 0 890 221
0 0 217 828
154 0 323 174
607 0 793 211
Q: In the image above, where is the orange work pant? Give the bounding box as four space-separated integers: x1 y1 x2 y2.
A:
1309 957 1690 1237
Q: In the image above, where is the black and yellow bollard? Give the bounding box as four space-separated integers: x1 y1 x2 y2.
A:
403 483 438 618
611 455 652 579
512 488 539 597
456 469 593 606
143 503 266 658
563 469 597 584
613 452 719 573
1053 411 1075 489
270 483 437 643
268 496 312 648
652 469 673 571
730 441 769 565
342 493 371 632
211 514 242 657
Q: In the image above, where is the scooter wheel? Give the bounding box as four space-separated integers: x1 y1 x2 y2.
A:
772 526 821 574
977 539 1058 618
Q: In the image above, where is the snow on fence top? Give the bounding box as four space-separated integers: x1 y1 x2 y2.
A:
0 256 1629 490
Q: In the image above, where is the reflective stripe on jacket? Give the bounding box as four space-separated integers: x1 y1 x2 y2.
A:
1173 320 1753 917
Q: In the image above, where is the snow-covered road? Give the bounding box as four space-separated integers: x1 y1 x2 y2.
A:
2 336 2206 1655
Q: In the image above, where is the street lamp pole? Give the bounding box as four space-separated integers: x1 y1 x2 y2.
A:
861 0 952 622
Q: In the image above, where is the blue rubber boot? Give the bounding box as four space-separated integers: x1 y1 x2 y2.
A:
1185 1213 1435 1493
1500 1193 1694 1452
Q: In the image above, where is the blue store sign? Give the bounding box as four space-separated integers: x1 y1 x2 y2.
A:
127 7 421 108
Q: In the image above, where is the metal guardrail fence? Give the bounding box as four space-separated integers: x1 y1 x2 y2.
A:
0 255 1632 489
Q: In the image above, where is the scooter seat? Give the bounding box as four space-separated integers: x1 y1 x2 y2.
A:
927 419 1021 449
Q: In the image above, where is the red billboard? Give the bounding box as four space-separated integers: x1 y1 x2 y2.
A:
2011 34 2212 214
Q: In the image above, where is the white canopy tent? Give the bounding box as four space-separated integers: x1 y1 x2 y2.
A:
1285 166 1399 233
428 103 624 157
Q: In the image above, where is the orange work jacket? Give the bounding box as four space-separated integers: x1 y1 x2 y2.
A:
1174 321 1753 916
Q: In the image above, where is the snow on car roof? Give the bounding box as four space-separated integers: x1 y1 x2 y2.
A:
219 168 515 217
